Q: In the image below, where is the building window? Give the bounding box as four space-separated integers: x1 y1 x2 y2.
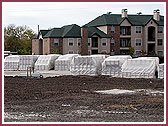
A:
157 51 163 56
110 38 115 46
78 38 81 46
88 50 91 55
158 39 163 46
68 38 74 46
158 26 163 33
111 50 115 55
101 38 107 46
54 39 59 46
136 26 142 33
120 39 127 47
88 38 91 46
68 50 74 54
111 26 115 33
135 39 141 46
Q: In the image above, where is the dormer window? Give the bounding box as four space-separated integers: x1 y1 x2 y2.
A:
111 26 115 33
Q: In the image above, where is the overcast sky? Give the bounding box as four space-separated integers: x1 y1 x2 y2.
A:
2 2 165 34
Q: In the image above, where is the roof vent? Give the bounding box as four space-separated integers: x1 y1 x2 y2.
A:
121 9 128 18
153 9 160 21
107 12 112 14
137 12 142 15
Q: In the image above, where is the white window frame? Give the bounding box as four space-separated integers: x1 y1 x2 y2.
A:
101 38 107 46
110 38 115 46
88 50 91 55
157 50 163 56
157 38 163 46
68 50 74 54
54 39 59 46
135 26 142 34
77 38 81 46
110 26 115 33
88 38 91 47
135 38 142 46
68 38 74 46
158 26 163 33
120 39 127 47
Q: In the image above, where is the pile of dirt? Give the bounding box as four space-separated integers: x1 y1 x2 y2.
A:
4 76 164 122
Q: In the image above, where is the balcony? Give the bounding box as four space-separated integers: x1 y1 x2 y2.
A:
120 26 131 36
120 38 131 48
148 26 155 41
92 37 98 48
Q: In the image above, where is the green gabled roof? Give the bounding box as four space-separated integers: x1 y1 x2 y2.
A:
87 14 164 26
43 28 63 38
88 27 111 38
62 24 81 37
156 16 164 26
32 30 50 39
40 30 50 36
128 15 153 26
32 36 38 39
43 24 81 38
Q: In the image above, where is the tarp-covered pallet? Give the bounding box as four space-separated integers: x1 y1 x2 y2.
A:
121 57 159 78
102 55 132 77
55 54 79 71
19 55 39 70
4 55 20 71
70 55 107 76
158 63 164 79
35 54 60 71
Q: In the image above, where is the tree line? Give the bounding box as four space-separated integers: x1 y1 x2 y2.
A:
4 24 36 55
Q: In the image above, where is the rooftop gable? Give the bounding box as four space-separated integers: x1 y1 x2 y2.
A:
87 14 164 26
88 27 111 38
43 24 81 38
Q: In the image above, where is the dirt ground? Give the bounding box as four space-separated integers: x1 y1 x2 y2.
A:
4 75 164 122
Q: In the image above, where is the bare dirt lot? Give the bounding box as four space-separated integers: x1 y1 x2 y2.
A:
4 76 164 122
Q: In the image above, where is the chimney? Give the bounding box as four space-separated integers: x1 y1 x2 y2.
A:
153 9 160 21
81 25 88 55
121 9 128 18
38 25 39 33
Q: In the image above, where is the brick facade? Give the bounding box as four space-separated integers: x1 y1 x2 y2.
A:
50 38 63 54
81 27 88 55
32 39 40 55
107 26 120 54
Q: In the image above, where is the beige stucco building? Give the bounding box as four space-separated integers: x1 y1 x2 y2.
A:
32 9 164 57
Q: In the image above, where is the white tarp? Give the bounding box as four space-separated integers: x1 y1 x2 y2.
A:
102 55 132 77
121 58 157 78
19 55 39 70
158 63 164 79
34 54 60 71
137 57 159 66
70 55 107 75
4 55 20 71
55 54 79 71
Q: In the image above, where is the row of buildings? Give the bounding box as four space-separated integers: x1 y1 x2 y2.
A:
32 9 164 56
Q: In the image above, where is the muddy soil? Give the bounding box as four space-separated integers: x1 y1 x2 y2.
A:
4 76 164 122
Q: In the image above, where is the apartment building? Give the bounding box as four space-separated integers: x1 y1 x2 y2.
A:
32 9 164 56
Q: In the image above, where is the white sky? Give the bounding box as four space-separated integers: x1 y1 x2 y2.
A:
2 2 165 34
